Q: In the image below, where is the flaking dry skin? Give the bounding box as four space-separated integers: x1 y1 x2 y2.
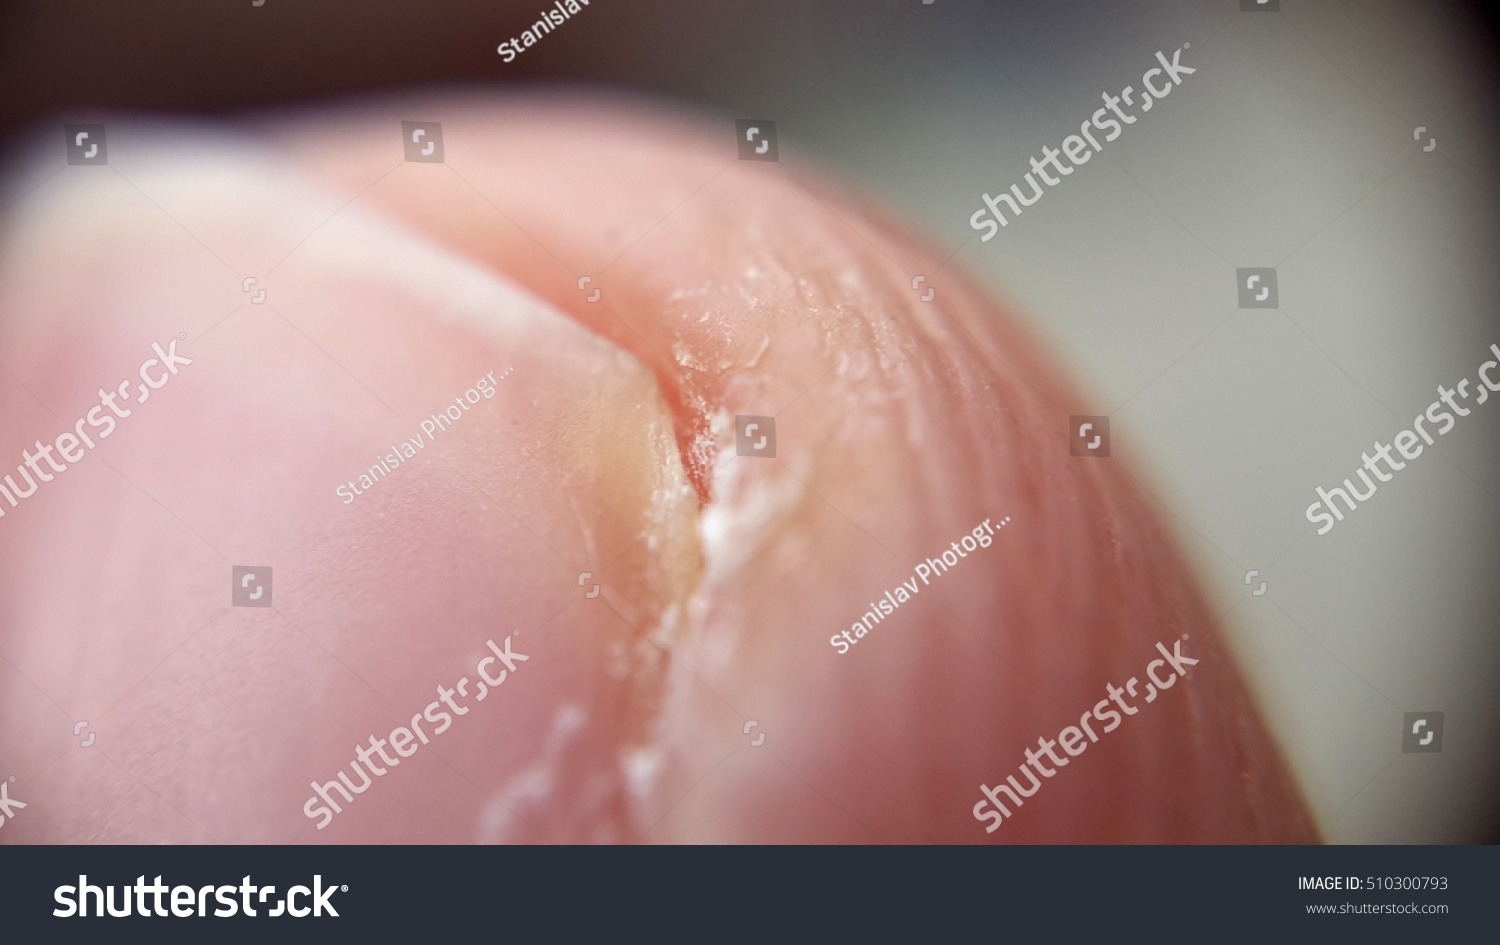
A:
0 99 1320 843
290 96 1317 843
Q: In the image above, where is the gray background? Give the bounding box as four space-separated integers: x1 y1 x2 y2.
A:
683 0 1500 842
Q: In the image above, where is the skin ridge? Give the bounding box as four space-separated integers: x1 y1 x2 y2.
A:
280 101 1320 842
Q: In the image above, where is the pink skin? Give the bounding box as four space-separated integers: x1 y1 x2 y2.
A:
0 97 1316 843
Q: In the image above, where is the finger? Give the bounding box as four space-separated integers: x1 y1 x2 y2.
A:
0 102 1317 843
0 132 697 842
282 97 1318 842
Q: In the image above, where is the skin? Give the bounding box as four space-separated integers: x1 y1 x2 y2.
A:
0 96 1318 843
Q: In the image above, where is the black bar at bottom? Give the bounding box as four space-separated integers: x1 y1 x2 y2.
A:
0 845 1491 941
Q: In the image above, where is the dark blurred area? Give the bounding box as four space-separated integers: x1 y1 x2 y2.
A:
0 0 898 131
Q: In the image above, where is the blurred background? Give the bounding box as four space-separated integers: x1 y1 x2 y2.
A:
1 0 1497 842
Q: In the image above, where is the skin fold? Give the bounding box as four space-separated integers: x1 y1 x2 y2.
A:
0 95 1318 843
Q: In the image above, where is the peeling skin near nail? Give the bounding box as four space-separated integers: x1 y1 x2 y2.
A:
0 105 1319 843
489 104 1303 841
0 134 711 843
293 99 1315 842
